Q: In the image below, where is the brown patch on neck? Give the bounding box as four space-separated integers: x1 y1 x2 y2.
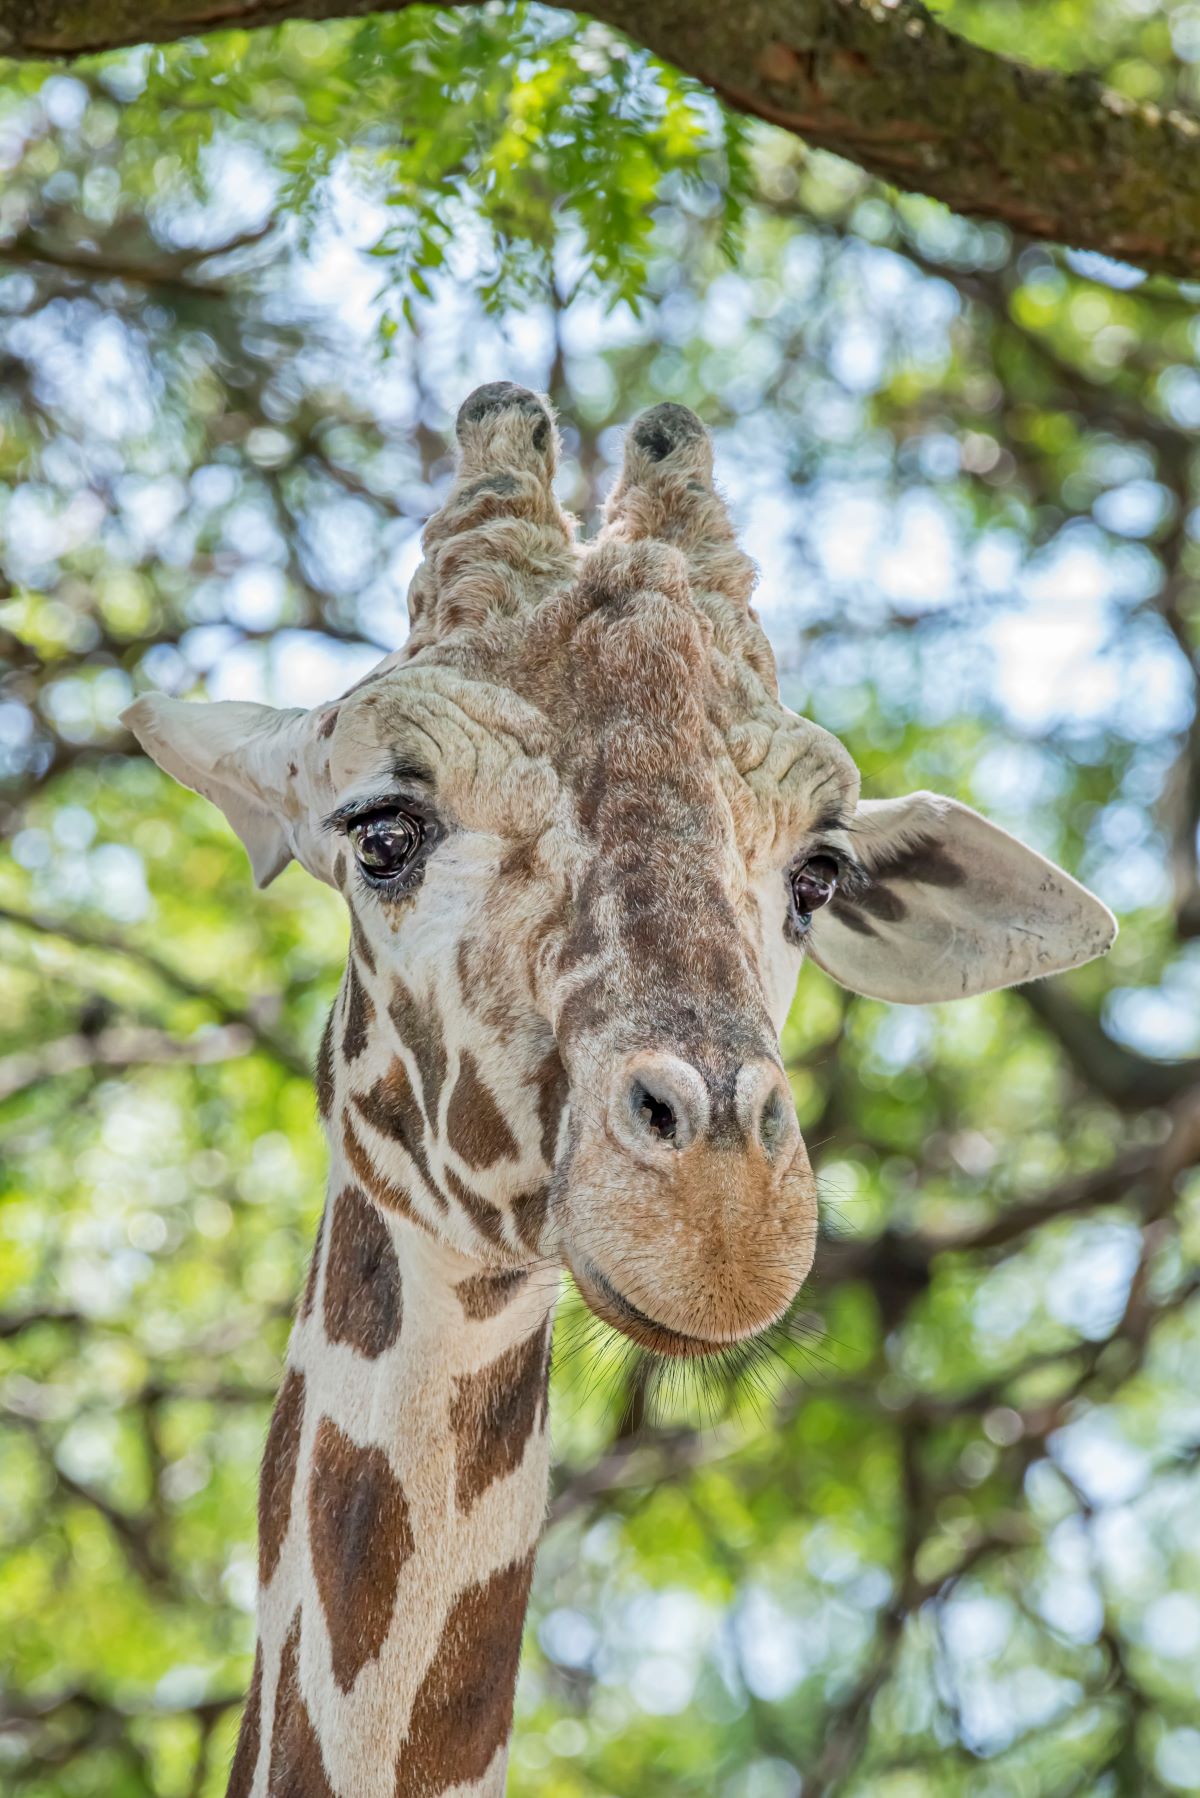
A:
528 1047 567 1167
323 1185 403 1356
455 1267 531 1321
225 1643 262 1798
511 1184 550 1253
341 1113 437 1236
443 1165 506 1250
299 1207 326 1321
268 1609 336 1797
446 1049 519 1169
342 959 374 1062
308 1417 415 1692
393 1551 536 1798
353 1060 448 1212
349 906 376 974
450 1322 551 1514
259 1367 305 1588
315 1004 337 1118
388 977 448 1128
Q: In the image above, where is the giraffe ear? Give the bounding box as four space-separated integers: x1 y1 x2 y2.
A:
122 695 308 887
807 793 1116 1004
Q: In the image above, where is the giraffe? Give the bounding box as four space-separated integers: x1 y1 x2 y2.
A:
123 383 1116 1797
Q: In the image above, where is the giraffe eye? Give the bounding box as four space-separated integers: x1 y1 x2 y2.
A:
790 854 840 925
349 810 425 882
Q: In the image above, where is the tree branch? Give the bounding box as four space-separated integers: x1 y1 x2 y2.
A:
546 1423 738 1526
0 1684 243 1784
0 234 228 298
7 1 1200 280
0 1022 254 1104
8 1413 180 1595
1019 981 1200 1111
0 1307 85 1339
803 1422 927 1797
0 903 312 1078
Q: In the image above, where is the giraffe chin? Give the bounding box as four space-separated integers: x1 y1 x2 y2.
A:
567 1256 797 1361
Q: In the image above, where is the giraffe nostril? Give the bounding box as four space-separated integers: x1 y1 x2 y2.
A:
611 1054 706 1158
635 1084 678 1143
734 1059 800 1163
758 1087 791 1158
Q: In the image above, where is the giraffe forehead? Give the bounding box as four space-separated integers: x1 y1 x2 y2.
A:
723 713 863 862
315 626 857 859
521 587 861 840
318 664 559 828
327 666 552 774
517 588 856 828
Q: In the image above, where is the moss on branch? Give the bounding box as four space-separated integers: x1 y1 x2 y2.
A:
5 0 1200 280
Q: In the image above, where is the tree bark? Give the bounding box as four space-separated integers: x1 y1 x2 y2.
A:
5 0 1200 280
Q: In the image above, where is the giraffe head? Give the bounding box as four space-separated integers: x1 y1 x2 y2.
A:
124 384 1115 1358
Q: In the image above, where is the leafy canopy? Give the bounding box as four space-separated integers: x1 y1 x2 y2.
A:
2 4 1200 1796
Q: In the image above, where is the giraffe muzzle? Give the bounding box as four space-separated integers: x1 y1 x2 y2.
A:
559 1051 816 1355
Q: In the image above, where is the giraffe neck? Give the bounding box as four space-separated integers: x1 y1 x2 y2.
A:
229 1134 558 1798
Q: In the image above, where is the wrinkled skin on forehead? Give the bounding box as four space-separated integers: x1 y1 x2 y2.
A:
125 384 1116 1359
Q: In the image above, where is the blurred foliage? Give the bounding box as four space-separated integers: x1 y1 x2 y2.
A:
3 5 1200 1797
0 6 744 329
935 0 1200 103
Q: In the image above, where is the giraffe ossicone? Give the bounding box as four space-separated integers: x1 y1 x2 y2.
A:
123 384 1115 1797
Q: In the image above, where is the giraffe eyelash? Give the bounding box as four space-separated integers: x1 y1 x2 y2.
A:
792 839 870 903
814 847 870 902
324 797 414 836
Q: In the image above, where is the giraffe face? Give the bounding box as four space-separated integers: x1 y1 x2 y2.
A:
124 385 1116 1359
287 560 861 1353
